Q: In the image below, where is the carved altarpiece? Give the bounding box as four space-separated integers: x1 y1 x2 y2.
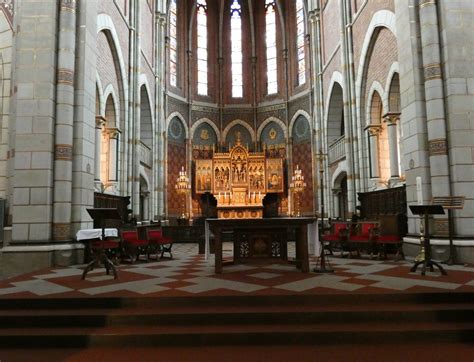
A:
195 136 284 219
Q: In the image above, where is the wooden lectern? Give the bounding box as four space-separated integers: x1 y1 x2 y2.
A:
409 204 446 276
82 208 122 280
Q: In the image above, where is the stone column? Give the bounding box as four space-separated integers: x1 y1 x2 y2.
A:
53 0 77 241
365 125 382 179
309 9 324 216
418 0 450 198
339 0 357 215
383 112 401 178
72 0 98 232
105 127 120 185
155 12 167 219
94 116 106 187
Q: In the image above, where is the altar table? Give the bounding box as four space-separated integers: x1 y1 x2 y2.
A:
206 217 316 273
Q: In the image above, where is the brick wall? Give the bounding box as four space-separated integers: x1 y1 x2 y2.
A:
364 27 398 114
97 31 120 102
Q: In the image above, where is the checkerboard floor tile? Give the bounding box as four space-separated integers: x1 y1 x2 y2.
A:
0 243 473 298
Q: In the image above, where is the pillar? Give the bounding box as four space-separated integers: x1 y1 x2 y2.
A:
383 112 401 178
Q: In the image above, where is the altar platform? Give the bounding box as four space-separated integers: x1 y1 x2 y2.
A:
1 243 473 298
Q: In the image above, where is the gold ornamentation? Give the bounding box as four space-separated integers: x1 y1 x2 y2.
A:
200 129 209 140
269 128 277 140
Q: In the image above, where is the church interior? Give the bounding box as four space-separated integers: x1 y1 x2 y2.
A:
0 0 473 359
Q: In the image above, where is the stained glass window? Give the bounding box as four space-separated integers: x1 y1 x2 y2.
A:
230 0 243 98
197 0 208 95
169 0 178 87
296 0 306 85
265 0 277 94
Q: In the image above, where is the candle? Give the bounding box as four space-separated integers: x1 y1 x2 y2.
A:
224 192 227 200
416 177 423 205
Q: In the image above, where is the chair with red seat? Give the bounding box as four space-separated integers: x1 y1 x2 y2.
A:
146 228 174 259
348 221 379 258
322 221 349 256
121 230 150 263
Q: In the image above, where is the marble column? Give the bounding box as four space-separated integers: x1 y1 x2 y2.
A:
365 124 382 179
383 113 401 178
94 116 106 184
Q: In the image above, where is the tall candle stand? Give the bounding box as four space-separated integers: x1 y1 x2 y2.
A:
289 165 306 217
175 166 191 219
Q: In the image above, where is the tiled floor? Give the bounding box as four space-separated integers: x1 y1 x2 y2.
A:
1 243 473 298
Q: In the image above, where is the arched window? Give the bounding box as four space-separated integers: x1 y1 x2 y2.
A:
296 0 306 85
230 0 243 98
265 0 277 94
197 0 208 95
169 0 178 87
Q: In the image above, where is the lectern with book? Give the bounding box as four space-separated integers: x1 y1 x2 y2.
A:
409 204 446 276
82 208 122 279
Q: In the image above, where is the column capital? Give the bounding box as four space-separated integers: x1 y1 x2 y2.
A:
95 115 106 128
156 12 167 25
382 112 401 125
308 10 320 23
364 124 382 136
105 127 121 139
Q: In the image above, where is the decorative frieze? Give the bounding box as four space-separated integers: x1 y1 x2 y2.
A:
423 63 442 81
57 69 74 86
53 223 71 241
55 144 73 161
60 0 76 12
419 0 436 8
429 138 447 156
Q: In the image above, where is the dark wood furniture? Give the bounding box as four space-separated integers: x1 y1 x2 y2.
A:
82 208 122 279
206 217 315 274
432 196 465 265
348 221 379 258
322 221 349 256
409 204 446 275
146 228 174 259
94 193 131 227
357 186 407 238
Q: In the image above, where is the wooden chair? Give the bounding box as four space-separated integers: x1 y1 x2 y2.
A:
146 228 174 259
348 221 379 258
121 230 150 263
322 221 349 256
373 215 405 260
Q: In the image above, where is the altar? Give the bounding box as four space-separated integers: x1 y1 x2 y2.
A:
195 133 284 219
206 217 316 274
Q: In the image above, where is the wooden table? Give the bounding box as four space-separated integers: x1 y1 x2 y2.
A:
206 217 316 274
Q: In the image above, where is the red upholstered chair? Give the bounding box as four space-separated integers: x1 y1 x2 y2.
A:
121 230 149 263
146 229 174 259
348 221 379 258
322 222 349 256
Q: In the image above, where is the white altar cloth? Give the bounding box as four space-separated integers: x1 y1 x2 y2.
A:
76 228 118 241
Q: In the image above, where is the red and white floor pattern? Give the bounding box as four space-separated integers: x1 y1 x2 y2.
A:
1 243 474 298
